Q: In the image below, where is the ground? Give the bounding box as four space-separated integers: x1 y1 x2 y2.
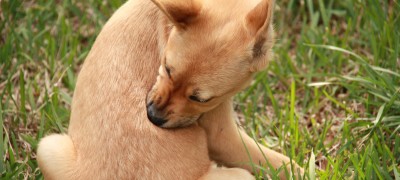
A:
0 0 399 179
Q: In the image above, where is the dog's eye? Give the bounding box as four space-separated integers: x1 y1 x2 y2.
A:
189 95 210 103
165 65 171 78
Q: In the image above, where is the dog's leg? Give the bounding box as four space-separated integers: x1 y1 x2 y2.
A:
199 164 254 180
199 99 304 179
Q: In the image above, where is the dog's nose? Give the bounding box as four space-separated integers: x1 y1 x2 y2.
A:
146 102 167 127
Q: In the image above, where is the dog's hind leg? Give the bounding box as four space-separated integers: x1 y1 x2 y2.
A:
37 134 77 180
199 164 254 180
199 99 304 179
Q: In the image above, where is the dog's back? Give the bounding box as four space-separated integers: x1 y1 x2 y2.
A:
37 0 211 179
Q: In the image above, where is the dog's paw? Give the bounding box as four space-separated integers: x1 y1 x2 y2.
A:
200 166 254 180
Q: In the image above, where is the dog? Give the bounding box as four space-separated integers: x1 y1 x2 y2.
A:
37 0 303 179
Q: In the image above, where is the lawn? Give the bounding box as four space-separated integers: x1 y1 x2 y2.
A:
1 0 399 179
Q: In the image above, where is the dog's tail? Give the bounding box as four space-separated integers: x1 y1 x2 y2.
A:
37 134 77 179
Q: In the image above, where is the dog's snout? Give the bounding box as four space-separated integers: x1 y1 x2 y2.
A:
146 102 167 127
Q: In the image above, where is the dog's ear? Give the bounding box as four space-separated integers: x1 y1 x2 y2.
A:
245 0 275 72
151 0 201 29
245 0 274 36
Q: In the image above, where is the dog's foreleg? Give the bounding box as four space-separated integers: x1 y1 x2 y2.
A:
199 99 304 179
199 164 254 180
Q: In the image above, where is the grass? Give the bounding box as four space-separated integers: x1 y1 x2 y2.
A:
0 0 399 179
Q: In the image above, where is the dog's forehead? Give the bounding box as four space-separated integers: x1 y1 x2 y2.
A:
201 0 257 20
165 24 252 79
167 22 250 60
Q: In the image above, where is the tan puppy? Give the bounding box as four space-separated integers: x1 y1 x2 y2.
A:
37 0 302 179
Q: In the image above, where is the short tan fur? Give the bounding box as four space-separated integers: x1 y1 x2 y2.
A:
37 0 303 179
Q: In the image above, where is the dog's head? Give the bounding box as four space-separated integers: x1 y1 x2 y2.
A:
147 0 275 128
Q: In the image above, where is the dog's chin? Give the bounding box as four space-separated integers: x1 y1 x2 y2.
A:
160 115 202 129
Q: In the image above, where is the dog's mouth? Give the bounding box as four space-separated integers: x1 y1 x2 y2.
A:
160 114 203 129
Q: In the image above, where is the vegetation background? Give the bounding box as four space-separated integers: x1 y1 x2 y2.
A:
0 0 399 179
